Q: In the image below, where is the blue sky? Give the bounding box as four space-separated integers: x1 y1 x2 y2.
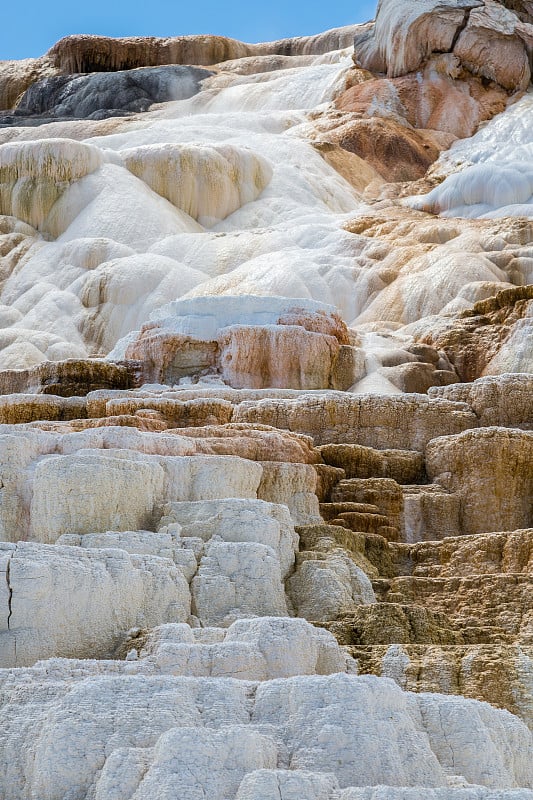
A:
1 1 377 60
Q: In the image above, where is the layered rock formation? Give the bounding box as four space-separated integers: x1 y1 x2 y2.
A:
0 65 213 126
1 371 532 797
353 0 533 90
0 3 532 798
108 296 362 389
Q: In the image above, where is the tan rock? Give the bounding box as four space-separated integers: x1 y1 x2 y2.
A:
320 502 383 520
354 0 480 77
276 308 352 344
335 69 507 141
121 142 272 225
351 643 533 727
327 478 457 543
323 116 443 182
414 286 533 380
323 603 463 646
313 464 346 502
0 57 56 111
257 461 320 523
426 427 533 535
354 0 532 92
374 573 532 643
378 362 459 394
120 297 363 390
0 216 37 285
234 394 477 450
0 393 87 424
402 484 461 542
503 0 533 23
329 511 398 541
217 325 361 391
296 523 378 576
429 373 533 428
45 26 361 74
358 528 533 579
45 34 254 73
406 529 533 578
330 478 404 532
0 358 139 397
329 480 459 545
84 386 345 420
215 53 319 76
125 329 218 385
173 423 319 464
454 1 531 90
331 478 403 527
313 141 385 194
104 396 234 428
23 414 170 434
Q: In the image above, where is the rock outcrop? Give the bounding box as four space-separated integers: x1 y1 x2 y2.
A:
0 65 212 125
2 670 531 800
111 296 363 390
0 358 140 396
335 63 508 140
426 427 533 534
0 540 191 667
413 287 533 380
428 373 533 427
233 393 478 449
354 0 532 92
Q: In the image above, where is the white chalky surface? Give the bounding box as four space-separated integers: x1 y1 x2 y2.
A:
0 672 531 800
0 541 191 667
0 427 266 542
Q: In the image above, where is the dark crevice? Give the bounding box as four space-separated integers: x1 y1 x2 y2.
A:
450 6 475 53
6 553 13 630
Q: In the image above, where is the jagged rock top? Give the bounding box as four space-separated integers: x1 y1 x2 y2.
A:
354 0 533 90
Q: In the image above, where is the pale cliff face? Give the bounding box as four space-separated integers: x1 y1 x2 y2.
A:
0 7 532 800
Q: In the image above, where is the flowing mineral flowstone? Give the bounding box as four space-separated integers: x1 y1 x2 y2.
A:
0 3 532 798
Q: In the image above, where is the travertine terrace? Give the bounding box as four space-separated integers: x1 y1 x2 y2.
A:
0 2 532 798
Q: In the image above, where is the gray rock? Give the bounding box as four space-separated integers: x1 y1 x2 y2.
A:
0 64 212 126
